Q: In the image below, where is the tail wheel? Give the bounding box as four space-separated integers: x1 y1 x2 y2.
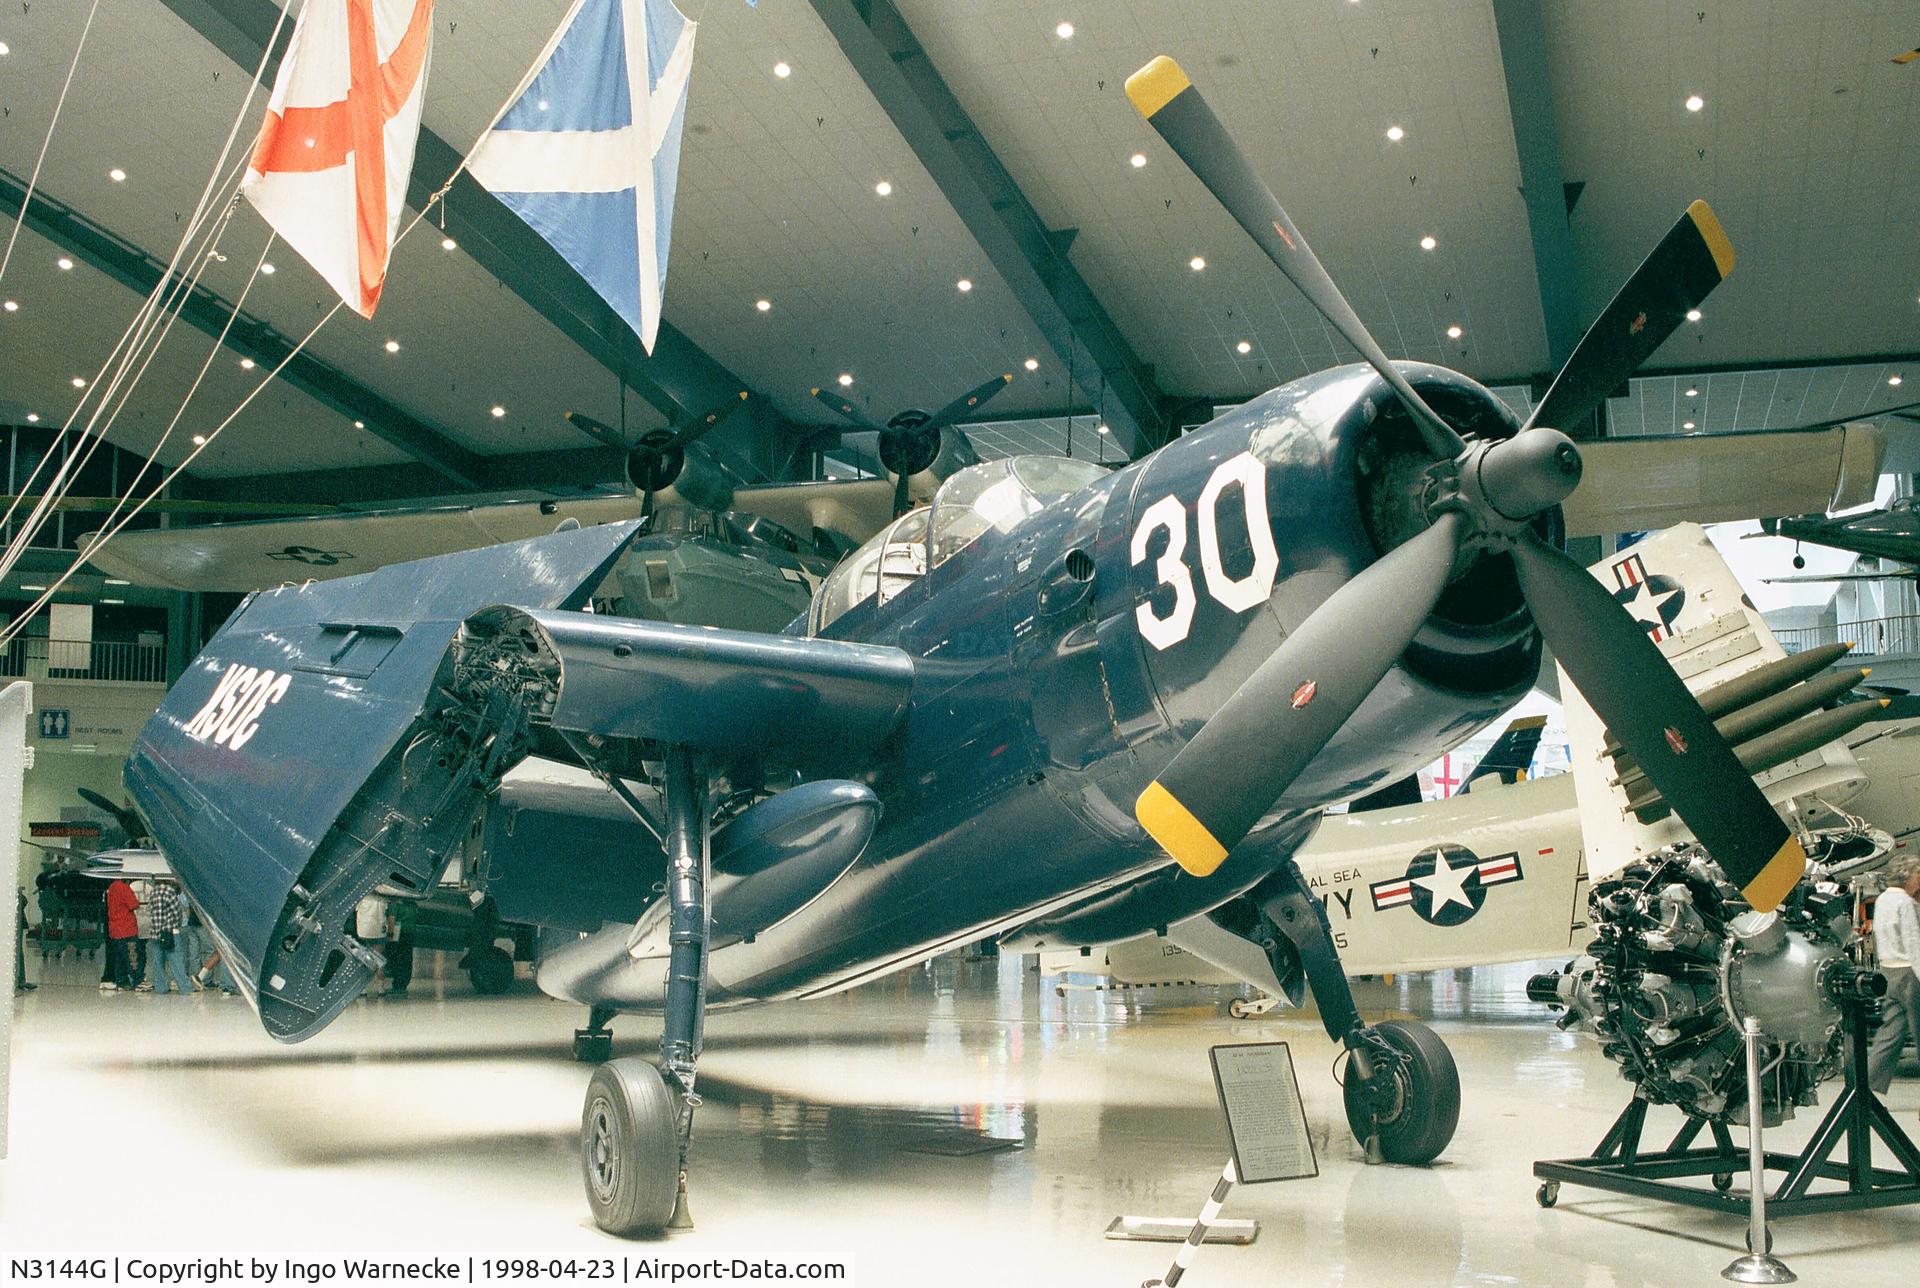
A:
465 945 514 995
1343 1019 1460 1165
582 1059 681 1236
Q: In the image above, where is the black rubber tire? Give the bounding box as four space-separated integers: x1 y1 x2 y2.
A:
1712 1171 1735 1193
466 945 514 996
1343 1019 1461 1165
581 1059 680 1236
1536 1182 1558 1209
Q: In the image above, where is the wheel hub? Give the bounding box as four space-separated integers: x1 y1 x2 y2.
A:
586 1097 619 1202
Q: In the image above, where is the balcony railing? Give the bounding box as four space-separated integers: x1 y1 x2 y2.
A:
0 636 167 683
1774 614 1920 659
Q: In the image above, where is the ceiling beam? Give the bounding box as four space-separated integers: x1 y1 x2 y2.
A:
179 445 632 509
158 0 761 428
0 167 487 489
806 0 1171 457
1491 0 1582 372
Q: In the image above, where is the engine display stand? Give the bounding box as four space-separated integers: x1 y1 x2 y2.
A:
1534 1007 1920 1218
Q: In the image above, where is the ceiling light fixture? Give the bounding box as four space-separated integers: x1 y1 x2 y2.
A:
1419 235 1437 250
108 168 126 183
1097 424 1109 434
1685 94 1705 112
1892 375 1906 387
1236 340 1252 354
70 376 86 388
1386 125 1405 141
956 278 973 292
1684 386 1699 397
491 405 507 418
0 41 9 55
837 373 853 387
1189 255 1206 271
25 414 38 423
537 99 550 112
101 598 124 605
1685 309 1702 322
774 61 792 79
384 339 400 353
20 586 46 593
1023 357 1039 371
2 300 15 312
1129 152 1147 168
874 180 892 196
755 298 771 312
260 262 276 275
440 237 457 251
353 420 365 429
1055 21 1075 39
56 257 72 271
1683 420 1697 429
192 435 206 446
239 358 255 370
105 579 130 585
1446 324 1464 339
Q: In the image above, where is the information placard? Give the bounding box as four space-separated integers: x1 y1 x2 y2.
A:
1209 1042 1317 1184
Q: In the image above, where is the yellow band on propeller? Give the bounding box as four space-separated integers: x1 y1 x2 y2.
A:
1136 781 1228 876
1126 56 1191 119
1685 199 1736 279
1741 833 1807 913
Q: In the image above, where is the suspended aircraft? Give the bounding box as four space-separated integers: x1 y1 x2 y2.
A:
117 56 1888 1236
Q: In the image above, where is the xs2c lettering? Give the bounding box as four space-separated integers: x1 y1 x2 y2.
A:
179 661 293 750
1131 451 1280 650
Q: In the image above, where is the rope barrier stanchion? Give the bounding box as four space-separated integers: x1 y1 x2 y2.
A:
1142 1159 1238 1288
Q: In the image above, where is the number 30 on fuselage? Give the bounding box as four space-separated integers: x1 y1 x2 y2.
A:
1130 451 1280 651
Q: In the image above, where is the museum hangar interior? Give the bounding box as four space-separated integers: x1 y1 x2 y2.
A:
4 1 1920 1283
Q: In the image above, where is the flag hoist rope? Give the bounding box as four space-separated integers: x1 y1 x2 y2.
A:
3 1 600 646
0 0 104 288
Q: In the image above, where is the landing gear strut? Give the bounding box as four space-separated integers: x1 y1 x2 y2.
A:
580 748 711 1236
574 1005 616 1064
1245 861 1460 1164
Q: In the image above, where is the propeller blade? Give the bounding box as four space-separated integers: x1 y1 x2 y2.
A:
1136 513 1465 875
564 411 628 452
77 787 143 839
922 373 1013 434
1126 56 1464 461
1523 201 1735 434
654 390 750 456
812 386 890 434
1508 532 1805 910
892 467 912 518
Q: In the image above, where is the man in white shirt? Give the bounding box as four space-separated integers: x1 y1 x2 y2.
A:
1869 856 1920 1095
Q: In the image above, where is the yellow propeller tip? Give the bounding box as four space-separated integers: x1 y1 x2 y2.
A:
1685 199 1736 279
809 387 820 396
1742 834 1808 912
1002 373 1012 382
1135 782 1228 877
1862 667 1873 677
738 391 749 400
1126 55 1191 119
1882 698 1894 708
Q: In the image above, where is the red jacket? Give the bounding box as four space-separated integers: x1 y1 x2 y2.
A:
106 880 139 940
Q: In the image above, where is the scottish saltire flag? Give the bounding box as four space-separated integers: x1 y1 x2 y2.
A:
243 0 436 318
469 0 696 352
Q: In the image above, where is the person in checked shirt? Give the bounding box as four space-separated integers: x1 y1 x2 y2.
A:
145 881 197 996
1869 856 1920 1095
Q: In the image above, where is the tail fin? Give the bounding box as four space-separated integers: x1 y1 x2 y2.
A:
1471 715 1548 787
1563 523 1870 882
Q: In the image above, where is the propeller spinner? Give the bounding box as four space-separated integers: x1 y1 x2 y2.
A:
1125 56 1805 913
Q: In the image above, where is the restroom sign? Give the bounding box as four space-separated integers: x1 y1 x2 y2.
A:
38 708 70 739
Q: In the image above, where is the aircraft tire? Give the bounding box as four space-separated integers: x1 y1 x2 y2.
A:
1343 1019 1459 1166
581 1059 681 1236
466 945 514 996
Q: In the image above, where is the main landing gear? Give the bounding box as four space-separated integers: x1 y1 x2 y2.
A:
580 748 711 1236
1232 860 1460 1164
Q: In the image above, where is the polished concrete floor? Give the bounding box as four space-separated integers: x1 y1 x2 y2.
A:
5 949 1916 1285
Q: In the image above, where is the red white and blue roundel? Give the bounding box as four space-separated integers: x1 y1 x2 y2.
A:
1610 552 1686 643
1370 844 1524 926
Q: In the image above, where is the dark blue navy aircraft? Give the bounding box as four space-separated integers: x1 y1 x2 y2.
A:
122 58 1811 1235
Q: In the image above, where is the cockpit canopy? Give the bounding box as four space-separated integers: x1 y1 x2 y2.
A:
808 456 1110 634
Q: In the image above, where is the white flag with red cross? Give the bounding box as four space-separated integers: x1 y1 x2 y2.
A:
242 0 435 319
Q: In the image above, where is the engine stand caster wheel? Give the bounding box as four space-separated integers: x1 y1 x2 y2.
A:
573 1029 613 1064
1744 1226 1773 1255
582 1058 682 1236
1536 1182 1559 1209
1229 998 1251 1019
1713 1171 1735 1193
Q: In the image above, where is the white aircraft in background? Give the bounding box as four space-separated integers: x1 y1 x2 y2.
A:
1031 524 1903 999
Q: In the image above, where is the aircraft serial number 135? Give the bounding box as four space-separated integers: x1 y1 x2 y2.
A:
1131 451 1280 650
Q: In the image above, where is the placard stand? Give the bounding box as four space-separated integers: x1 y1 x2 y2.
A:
1722 1018 1795 1284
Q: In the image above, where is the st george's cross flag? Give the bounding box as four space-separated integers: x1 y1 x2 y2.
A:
242 0 435 318
468 0 696 353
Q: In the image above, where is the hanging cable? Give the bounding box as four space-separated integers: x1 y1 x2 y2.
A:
0 0 104 288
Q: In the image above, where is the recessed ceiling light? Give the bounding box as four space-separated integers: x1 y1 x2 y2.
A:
384 339 400 353
260 262 276 275
1682 420 1696 429
1685 309 1702 322
56 257 72 271
1129 152 1147 169
192 434 206 446
108 167 126 183
1023 357 1039 371
353 420 365 429
1189 255 1207 271
755 298 771 312
1386 125 1405 141
491 405 507 418
1097 424 1109 434
1892 375 1906 387
25 413 39 423
1446 324 1464 339
1055 21 1075 39
1236 340 1252 354
1685 94 1704 112
239 358 255 370
2 300 15 312
1684 386 1699 397
956 278 973 292
774 61 792 79
1419 235 1437 251
440 237 457 251
874 180 892 197
0 41 10 55
70 376 86 388
837 373 854 387
537 99 550 112
20 586 46 593
105 578 130 585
